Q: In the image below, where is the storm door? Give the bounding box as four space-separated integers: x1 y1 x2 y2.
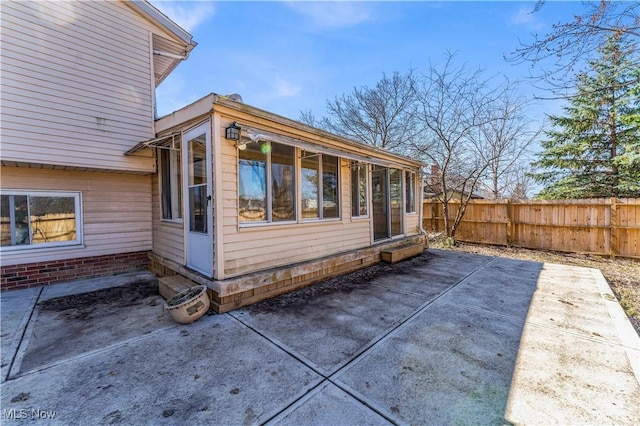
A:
372 166 404 241
183 122 213 276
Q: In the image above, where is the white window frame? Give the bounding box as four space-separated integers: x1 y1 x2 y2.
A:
301 150 340 222
405 171 417 214
238 141 298 226
159 143 183 222
351 161 369 218
0 190 83 251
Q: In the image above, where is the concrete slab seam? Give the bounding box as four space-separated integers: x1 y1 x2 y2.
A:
257 375 328 425
262 381 331 425
438 300 528 325
229 257 497 425
6 322 181 382
331 380 409 426
590 268 640 382
6 286 43 382
331 257 498 381
227 312 327 377
369 282 431 299
304 256 500 380
262 375 402 426
260 382 385 426
222 314 330 425
305 257 500 423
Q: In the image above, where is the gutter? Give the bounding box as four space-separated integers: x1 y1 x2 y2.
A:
127 0 196 47
153 50 188 60
419 169 428 240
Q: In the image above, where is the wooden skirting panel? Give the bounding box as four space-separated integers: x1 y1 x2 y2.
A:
148 234 427 313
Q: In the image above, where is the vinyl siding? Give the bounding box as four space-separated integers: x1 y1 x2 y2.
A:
0 166 152 266
219 139 373 277
151 173 185 265
0 0 166 172
405 213 420 236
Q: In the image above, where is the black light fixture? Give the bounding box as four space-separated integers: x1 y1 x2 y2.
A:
225 122 240 141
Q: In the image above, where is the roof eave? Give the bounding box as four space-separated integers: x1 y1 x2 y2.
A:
212 95 424 168
126 0 196 47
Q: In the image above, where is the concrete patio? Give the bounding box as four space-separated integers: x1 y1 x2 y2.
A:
1 249 638 425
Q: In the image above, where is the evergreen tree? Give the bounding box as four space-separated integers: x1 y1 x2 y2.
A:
532 34 640 199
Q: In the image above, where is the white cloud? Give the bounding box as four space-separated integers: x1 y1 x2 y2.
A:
272 76 301 98
510 5 544 31
287 1 373 29
149 1 215 32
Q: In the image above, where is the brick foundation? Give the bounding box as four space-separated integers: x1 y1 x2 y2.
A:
1 251 150 291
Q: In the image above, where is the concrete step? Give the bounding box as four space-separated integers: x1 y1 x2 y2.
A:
380 243 424 264
158 275 197 301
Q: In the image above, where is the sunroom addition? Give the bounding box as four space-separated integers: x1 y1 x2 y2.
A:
145 93 425 312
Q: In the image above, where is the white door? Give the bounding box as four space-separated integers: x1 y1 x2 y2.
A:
183 123 213 276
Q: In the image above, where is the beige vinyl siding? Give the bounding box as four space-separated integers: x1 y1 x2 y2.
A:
404 176 421 235
151 174 185 265
0 0 170 172
219 141 372 277
1 167 152 266
405 213 420 236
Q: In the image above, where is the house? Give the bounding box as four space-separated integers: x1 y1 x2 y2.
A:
423 165 485 200
1 1 426 311
1 0 195 288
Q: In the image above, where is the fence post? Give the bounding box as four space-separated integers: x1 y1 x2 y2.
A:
610 197 617 259
506 199 513 247
431 201 437 231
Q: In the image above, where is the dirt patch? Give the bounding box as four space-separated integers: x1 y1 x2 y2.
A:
247 250 435 314
429 233 640 335
39 279 159 313
19 278 168 375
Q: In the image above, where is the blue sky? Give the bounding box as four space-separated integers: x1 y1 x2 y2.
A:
151 1 588 125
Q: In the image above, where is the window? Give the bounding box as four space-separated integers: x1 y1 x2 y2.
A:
271 143 296 222
1 192 81 249
322 154 339 219
389 168 403 236
239 141 296 223
405 171 416 213
301 151 339 220
351 162 368 217
160 143 182 220
188 136 207 232
301 153 319 219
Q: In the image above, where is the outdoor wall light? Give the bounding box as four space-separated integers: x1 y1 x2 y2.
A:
225 122 241 141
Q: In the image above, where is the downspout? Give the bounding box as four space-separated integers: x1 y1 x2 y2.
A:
419 167 428 246
153 50 188 60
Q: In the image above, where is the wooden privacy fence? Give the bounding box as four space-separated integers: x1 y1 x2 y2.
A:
423 198 640 259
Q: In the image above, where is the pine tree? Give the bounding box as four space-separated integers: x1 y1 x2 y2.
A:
532 34 640 199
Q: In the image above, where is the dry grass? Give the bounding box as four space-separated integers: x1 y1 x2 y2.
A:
428 233 640 334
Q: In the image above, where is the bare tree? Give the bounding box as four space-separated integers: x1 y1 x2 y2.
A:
412 52 502 238
298 109 320 128
508 0 639 97
319 71 418 154
477 80 542 199
509 169 535 199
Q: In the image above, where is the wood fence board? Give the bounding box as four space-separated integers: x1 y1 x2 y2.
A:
424 198 640 259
